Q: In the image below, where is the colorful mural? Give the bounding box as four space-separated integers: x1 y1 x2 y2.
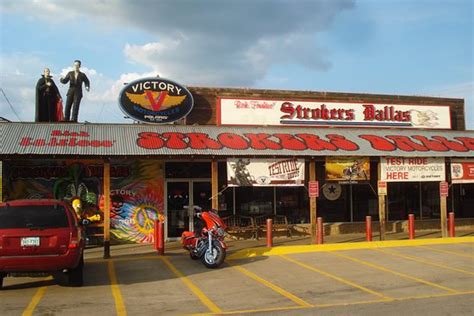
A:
3 159 164 244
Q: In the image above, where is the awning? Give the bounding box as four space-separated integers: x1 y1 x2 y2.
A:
1 122 473 158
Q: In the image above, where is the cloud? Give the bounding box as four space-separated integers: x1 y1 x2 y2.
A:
2 0 354 86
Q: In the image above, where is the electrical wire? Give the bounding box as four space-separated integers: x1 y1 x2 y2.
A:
0 87 22 122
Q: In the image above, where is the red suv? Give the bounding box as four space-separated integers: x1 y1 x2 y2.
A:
0 199 85 288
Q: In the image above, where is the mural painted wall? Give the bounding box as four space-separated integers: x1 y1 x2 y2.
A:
3 159 164 243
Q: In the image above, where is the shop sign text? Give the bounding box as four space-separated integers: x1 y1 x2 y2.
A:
219 98 451 129
380 157 446 182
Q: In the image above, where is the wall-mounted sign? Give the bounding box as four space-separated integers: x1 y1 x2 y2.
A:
322 183 342 201
380 157 446 182
218 98 451 129
308 181 319 198
227 158 305 187
451 160 474 184
439 181 449 197
378 181 387 196
119 77 194 124
325 157 370 182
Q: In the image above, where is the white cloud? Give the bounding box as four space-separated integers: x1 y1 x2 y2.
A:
2 0 354 87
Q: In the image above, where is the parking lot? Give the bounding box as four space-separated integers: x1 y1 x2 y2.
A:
1 239 473 316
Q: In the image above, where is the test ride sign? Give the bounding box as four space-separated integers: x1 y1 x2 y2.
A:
380 157 446 182
227 158 305 187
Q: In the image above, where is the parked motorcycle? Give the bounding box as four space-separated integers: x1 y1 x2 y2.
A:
181 206 227 268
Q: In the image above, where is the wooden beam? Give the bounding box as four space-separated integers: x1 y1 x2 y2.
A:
211 160 218 210
377 161 386 241
103 161 111 259
309 160 317 244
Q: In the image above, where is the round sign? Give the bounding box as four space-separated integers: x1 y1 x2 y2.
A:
118 77 194 124
322 183 342 201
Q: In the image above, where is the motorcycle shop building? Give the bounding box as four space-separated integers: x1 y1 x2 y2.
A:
1 80 474 255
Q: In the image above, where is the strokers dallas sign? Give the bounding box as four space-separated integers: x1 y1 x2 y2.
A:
218 98 451 129
119 77 194 124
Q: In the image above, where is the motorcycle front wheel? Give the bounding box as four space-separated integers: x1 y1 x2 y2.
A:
201 241 226 269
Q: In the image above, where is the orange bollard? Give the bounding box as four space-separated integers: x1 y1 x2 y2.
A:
448 212 455 237
317 217 324 244
266 218 273 248
366 216 372 242
408 214 415 240
154 220 165 255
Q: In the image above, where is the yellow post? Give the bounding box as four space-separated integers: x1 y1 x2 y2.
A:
309 160 317 244
103 161 111 259
211 160 218 210
378 161 386 241
440 195 448 237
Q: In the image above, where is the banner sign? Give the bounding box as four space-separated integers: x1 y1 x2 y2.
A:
451 159 474 183
119 77 194 124
380 157 446 182
218 98 452 129
227 158 305 186
325 157 370 181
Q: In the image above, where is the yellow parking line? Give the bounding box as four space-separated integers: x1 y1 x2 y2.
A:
229 263 312 308
107 261 127 316
193 290 474 315
22 276 52 316
332 252 460 294
280 255 392 300
373 248 474 276
417 245 474 259
160 257 222 313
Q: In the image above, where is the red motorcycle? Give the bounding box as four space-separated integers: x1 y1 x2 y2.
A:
181 206 227 268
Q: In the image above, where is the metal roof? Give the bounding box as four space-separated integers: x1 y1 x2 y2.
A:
1 122 473 158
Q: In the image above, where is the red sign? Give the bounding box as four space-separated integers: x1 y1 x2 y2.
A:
451 160 474 183
309 181 319 198
440 181 449 197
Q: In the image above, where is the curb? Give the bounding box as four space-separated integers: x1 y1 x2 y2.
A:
227 237 474 260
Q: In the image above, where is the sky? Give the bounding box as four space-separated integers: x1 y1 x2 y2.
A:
0 0 473 128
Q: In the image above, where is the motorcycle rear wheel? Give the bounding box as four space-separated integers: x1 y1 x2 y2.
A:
201 242 226 269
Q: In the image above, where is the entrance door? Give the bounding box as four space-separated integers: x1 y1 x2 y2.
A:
166 180 211 239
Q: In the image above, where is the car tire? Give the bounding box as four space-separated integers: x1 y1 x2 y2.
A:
0 273 5 289
68 255 84 287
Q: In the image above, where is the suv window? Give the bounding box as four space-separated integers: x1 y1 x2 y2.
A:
0 205 70 229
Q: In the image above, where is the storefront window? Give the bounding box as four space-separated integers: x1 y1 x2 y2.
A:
235 187 274 217
450 184 474 218
165 162 211 178
276 187 309 224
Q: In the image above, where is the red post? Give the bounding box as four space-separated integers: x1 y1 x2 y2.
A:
266 218 273 248
366 216 372 242
317 217 324 244
408 214 415 240
154 220 165 255
448 212 455 237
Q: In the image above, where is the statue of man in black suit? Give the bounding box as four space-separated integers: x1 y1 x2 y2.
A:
60 60 90 122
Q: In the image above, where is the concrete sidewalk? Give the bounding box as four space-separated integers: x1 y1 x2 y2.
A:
84 229 474 260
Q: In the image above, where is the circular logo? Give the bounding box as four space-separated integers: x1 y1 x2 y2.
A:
256 176 271 185
322 183 342 201
119 77 194 124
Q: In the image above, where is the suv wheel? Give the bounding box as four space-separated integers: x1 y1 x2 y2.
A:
68 255 84 287
0 273 5 289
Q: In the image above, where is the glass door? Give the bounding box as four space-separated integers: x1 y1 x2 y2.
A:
167 182 190 238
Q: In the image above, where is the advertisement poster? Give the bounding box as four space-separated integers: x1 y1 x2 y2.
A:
325 157 370 181
218 98 452 129
451 159 474 183
3 159 164 243
380 157 445 182
227 158 305 186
